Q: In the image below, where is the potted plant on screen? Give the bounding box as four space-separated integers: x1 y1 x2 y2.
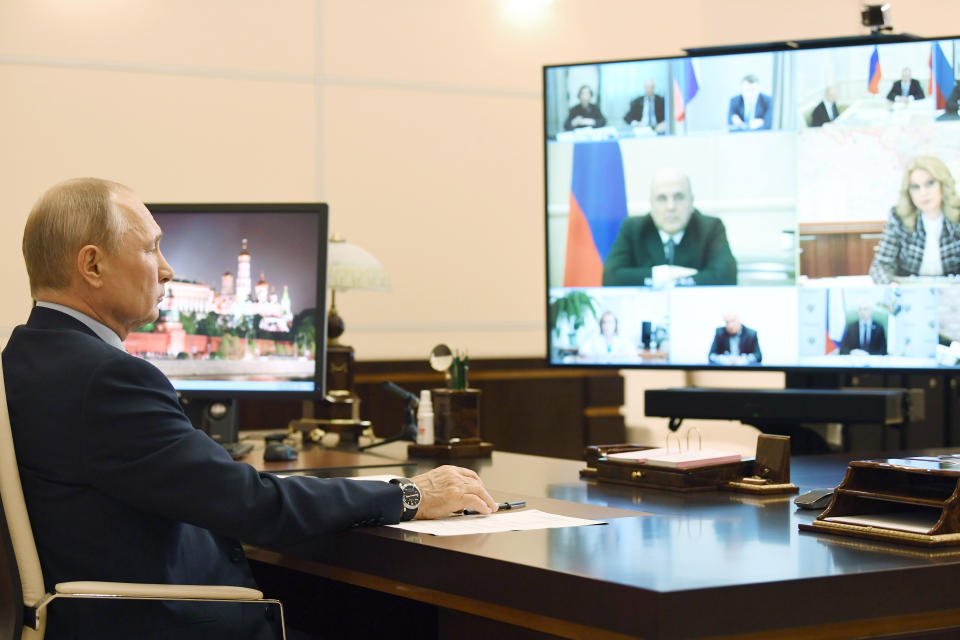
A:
548 291 597 351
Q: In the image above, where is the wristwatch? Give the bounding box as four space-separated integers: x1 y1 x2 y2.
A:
389 477 421 521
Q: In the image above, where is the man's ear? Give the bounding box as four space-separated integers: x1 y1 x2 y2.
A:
76 244 105 289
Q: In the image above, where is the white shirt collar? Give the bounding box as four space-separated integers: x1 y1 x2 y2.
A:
35 301 125 350
657 229 685 245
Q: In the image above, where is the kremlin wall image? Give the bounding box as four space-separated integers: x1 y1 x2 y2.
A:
124 238 317 381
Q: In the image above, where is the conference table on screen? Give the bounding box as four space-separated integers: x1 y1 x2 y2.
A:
240 438 960 639
835 96 941 126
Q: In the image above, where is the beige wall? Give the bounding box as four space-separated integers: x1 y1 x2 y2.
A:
2 0 956 449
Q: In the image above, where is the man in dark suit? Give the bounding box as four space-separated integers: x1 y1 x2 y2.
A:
728 74 773 131
624 79 666 134
810 86 840 127
886 67 925 103
2 178 496 639
602 168 737 286
838 304 887 355
708 313 762 365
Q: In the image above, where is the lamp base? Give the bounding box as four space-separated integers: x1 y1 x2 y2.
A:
325 343 355 397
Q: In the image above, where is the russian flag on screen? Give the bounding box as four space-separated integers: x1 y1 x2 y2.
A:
931 42 956 110
867 46 882 94
673 58 699 122
563 141 628 286
825 289 846 354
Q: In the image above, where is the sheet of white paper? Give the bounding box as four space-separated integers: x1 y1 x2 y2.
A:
823 511 938 534
347 474 398 483
607 447 670 461
387 509 605 536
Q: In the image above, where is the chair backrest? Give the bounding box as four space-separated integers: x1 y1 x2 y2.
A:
0 340 48 639
0 486 24 640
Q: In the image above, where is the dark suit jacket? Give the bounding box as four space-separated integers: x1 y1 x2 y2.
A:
838 319 887 355
810 100 839 127
947 84 960 114
2 307 401 639
602 210 738 286
709 326 762 363
727 93 773 130
886 78 925 102
563 103 607 130
624 94 665 128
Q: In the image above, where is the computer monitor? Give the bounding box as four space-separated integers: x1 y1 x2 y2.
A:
545 35 960 373
124 203 328 442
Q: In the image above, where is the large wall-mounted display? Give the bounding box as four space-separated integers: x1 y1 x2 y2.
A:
545 36 960 371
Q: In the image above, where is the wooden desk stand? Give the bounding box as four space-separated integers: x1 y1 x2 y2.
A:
408 388 492 459
581 435 799 494
290 394 370 446
800 456 960 547
724 434 799 495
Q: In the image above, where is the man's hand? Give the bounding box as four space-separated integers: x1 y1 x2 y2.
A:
411 465 497 520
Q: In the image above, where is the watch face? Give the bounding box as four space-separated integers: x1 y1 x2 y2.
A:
392 478 421 516
402 491 421 509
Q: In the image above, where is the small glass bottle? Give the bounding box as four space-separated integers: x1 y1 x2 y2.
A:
417 390 434 445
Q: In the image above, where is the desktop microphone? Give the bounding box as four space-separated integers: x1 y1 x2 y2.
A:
358 382 420 451
381 381 420 409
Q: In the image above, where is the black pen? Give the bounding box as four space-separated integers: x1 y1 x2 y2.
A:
461 500 526 516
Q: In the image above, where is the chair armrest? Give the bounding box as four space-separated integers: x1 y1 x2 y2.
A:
55 581 263 600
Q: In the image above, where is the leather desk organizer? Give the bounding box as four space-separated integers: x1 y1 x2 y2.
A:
799 456 960 547
580 434 798 494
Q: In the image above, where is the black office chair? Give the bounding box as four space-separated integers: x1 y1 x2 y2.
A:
0 344 286 640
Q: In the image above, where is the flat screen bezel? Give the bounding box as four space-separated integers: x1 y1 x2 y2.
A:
144 202 328 398
543 33 960 375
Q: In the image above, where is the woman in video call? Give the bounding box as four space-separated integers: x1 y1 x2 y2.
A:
869 156 960 284
578 311 635 361
563 85 607 130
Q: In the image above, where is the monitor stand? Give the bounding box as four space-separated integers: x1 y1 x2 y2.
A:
180 397 239 445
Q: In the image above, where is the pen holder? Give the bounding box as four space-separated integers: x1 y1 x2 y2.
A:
431 388 482 444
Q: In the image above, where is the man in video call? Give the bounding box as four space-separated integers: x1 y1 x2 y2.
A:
708 312 762 365
728 74 773 131
886 67 925 103
624 79 666 134
2 178 497 639
839 304 887 356
810 85 840 127
602 167 737 287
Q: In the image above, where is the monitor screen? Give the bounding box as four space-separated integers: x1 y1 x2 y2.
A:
545 36 960 372
125 203 328 396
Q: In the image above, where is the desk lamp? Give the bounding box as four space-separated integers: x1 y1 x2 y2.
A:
326 232 391 381
294 234 390 446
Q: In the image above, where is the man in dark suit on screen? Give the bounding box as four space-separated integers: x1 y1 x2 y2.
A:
1 178 496 639
728 74 773 131
708 312 762 365
624 79 666 134
839 304 887 355
886 67 925 103
602 167 737 287
810 86 840 127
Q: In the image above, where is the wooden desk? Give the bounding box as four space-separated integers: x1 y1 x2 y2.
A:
246 444 960 639
237 436 408 475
